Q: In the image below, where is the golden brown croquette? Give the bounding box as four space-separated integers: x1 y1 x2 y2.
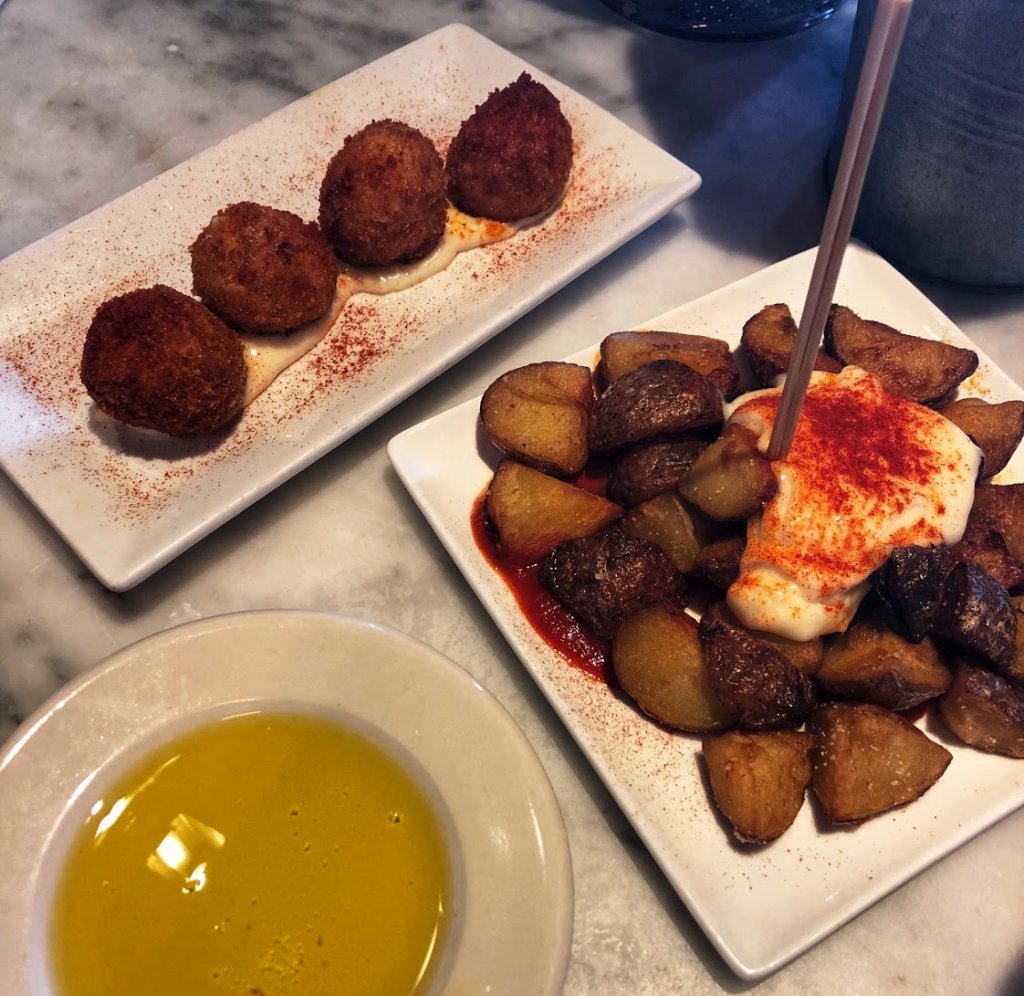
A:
81 285 247 437
446 73 573 223
318 120 448 267
190 201 340 335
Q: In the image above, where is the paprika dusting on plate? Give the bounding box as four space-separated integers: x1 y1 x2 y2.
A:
725 366 981 641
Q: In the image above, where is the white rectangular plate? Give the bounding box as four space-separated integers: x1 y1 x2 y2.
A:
388 242 1024 980
0 23 699 591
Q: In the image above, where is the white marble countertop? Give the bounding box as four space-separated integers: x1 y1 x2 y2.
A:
2 1 1022 993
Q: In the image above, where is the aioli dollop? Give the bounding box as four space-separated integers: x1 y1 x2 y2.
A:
724 366 981 640
240 206 515 404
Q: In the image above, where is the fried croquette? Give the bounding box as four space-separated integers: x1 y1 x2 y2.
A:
189 201 340 335
81 285 247 437
446 72 573 223
318 120 447 267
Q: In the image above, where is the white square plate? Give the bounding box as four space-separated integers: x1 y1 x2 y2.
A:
387 242 1024 980
0 23 699 591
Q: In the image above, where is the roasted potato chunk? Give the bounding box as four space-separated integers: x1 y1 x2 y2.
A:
810 703 952 823
740 303 842 387
938 661 1024 758
589 360 723 452
870 545 951 643
698 601 816 730
599 329 741 398
964 483 1024 565
951 505 1024 594
677 422 777 521
691 535 745 589
621 492 711 573
612 603 732 732
485 459 622 564
538 525 683 641
605 437 708 507
702 729 814 843
702 600 822 676
952 483 1024 592
939 397 1024 478
480 361 594 476
932 561 1017 672
817 601 951 710
823 304 978 405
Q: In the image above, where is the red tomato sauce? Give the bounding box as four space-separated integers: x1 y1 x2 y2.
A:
470 487 612 684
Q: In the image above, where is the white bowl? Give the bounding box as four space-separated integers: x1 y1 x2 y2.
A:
0 610 574 995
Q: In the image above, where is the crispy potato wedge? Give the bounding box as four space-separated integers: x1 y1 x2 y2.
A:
810 703 952 823
932 561 1017 672
870 545 951 643
740 303 842 386
677 422 777 521
951 502 1024 594
702 729 814 843
538 525 683 641
485 459 622 564
952 483 1024 592
698 601 817 730
612 603 733 732
939 397 1024 478
589 360 723 452
817 601 951 710
606 437 708 507
823 304 978 405
600 329 741 398
621 492 712 573
691 535 745 589
480 361 595 477
969 483 1024 564
938 661 1024 758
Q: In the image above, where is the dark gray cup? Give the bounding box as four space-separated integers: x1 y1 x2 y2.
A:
830 0 1024 290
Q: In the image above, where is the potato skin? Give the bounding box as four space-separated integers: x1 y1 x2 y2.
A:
446 72 573 222
817 601 951 710
702 729 814 843
319 119 447 266
823 304 978 404
606 438 709 507
939 397 1024 478
538 525 683 641
589 360 723 452
932 561 1018 672
740 303 841 386
698 601 817 730
939 661 1024 758
951 487 1024 594
870 544 951 643
599 329 741 399
81 284 246 437
691 535 745 590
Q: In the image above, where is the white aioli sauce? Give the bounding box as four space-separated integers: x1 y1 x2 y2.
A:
723 367 982 640
239 206 516 404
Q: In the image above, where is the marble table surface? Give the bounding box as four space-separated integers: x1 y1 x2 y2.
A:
2 1 1022 993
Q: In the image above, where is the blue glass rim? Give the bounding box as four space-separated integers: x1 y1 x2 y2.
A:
597 0 847 42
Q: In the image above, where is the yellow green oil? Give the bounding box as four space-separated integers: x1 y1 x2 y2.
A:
48 711 450 995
